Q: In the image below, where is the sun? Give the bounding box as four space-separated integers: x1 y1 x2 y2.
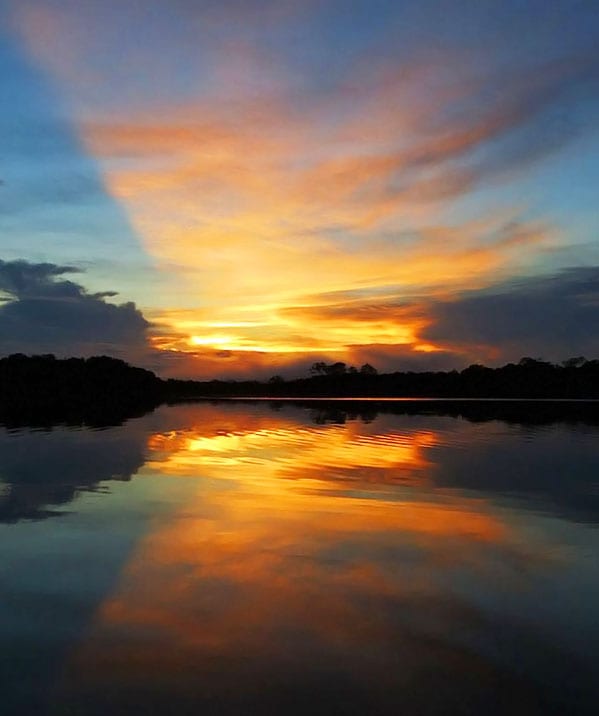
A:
189 334 237 349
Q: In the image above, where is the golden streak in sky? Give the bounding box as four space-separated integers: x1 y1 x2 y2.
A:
11 1 564 374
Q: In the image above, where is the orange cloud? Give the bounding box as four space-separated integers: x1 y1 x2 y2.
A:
12 1 581 376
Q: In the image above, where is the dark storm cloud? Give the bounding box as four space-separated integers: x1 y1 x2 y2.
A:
0 259 151 357
0 259 82 298
424 266 599 361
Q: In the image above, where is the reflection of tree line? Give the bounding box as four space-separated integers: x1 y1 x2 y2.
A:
285 400 599 427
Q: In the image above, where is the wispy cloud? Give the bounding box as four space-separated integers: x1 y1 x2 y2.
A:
6 0 599 375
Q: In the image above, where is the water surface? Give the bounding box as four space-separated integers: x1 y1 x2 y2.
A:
1 401 598 715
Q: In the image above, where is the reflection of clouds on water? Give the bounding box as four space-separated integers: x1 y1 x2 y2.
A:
144 401 599 523
0 424 147 522
2 399 598 525
1 399 598 526
428 423 599 524
1 402 598 714
54 404 598 715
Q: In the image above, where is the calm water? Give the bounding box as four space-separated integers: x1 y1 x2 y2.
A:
1 401 598 715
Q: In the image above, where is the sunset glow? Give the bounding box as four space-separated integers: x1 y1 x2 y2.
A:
1 1 598 376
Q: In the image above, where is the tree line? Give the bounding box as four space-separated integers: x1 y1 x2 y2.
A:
1 354 599 428
169 356 599 399
0 353 163 427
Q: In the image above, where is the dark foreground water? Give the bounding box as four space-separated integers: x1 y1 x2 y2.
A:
1 401 598 715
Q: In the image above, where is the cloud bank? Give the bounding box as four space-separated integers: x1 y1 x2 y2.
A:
424 266 599 363
0 259 152 360
3 2 598 377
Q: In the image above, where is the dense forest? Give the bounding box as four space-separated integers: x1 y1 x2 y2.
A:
0 353 163 426
1 354 598 428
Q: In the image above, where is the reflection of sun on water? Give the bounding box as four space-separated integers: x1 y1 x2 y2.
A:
141 413 504 550
146 418 438 486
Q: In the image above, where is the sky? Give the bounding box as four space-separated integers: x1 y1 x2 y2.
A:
1 0 598 378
